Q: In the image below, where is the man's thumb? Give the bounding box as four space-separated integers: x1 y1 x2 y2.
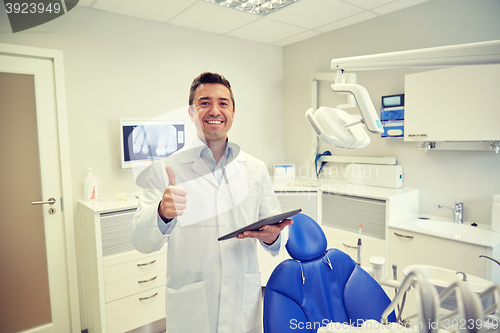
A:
165 166 176 186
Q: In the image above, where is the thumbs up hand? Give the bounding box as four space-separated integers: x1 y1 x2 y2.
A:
159 166 188 221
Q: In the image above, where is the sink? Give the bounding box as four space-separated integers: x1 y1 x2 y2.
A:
404 264 493 292
414 219 485 237
403 264 460 288
403 264 494 310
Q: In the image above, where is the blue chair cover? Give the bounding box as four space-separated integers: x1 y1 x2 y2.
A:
263 213 396 333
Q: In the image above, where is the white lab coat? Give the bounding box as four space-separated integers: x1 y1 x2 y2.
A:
130 139 288 333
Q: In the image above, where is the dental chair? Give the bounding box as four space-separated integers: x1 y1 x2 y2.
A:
263 213 396 333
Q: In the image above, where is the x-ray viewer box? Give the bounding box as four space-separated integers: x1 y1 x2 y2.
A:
218 208 302 241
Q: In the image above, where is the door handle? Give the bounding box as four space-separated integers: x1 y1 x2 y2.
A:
32 198 56 205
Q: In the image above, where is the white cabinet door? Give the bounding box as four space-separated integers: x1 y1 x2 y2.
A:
388 227 487 318
389 227 486 279
404 64 500 142
323 226 385 267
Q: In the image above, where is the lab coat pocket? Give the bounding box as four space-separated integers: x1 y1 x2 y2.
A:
242 273 262 332
166 280 209 333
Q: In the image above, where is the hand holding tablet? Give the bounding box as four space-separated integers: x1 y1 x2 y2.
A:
218 208 301 241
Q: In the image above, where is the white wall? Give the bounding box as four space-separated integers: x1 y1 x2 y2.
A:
0 6 284 199
282 0 500 225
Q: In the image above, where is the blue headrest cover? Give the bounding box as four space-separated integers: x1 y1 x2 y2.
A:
286 213 327 261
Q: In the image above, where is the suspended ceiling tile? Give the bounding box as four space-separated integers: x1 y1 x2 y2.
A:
93 0 197 22
316 11 377 33
273 30 321 46
227 18 307 44
77 0 95 6
167 1 259 35
342 0 395 10
266 0 363 29
372 0 429 15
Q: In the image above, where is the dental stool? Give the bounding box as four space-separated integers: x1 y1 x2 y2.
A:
263 213 396 333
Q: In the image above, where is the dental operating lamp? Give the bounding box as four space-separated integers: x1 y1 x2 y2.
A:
306 40 500 149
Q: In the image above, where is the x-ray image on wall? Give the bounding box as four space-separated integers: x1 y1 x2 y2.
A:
123 121 185 163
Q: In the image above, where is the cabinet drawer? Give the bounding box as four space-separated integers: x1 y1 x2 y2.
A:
104 253 167 285
322 226 385 267
105 269 166 303
322 193 386 239
106 286 165 333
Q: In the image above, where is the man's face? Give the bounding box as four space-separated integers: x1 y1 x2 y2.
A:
189 83 235 143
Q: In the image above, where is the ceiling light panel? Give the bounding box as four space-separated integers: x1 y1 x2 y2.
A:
205 0 301 16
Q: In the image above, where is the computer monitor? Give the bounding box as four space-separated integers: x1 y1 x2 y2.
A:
120 118 185 169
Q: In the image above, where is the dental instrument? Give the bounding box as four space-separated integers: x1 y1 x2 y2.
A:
381 269 439 333
357 224 363 265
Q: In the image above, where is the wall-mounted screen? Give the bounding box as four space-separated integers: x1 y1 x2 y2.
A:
120 118 185 169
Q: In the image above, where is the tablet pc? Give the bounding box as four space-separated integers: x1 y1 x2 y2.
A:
218 208 302 241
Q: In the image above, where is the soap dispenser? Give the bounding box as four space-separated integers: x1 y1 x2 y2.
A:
83 168 98 200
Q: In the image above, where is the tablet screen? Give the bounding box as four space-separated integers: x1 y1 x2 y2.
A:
218 208 302 241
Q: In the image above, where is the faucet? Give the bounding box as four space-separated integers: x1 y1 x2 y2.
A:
455 271 467 282
438 202 464 224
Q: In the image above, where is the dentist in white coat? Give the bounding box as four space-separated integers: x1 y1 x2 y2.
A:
130 72 293 333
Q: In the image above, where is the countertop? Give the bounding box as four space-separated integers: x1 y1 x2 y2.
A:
78 193 139 213
273 177 417 201
80 178 418 213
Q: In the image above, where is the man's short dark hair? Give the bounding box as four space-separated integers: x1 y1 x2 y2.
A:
189 72 235 109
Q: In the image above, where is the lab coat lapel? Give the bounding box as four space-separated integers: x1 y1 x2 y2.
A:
223 144 245 182
192 157 219 188
224 157 242 182
177 139 219 188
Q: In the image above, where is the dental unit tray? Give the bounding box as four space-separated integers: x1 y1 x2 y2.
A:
218 208 302 241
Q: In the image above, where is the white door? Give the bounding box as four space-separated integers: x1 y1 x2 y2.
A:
0 54 71 332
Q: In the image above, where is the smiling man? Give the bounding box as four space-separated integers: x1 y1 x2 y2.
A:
130 72 292 333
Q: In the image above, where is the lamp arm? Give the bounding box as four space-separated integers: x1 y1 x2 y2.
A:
331 83 383 134
331 40 500 71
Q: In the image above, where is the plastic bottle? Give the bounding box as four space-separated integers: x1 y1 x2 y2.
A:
83 168 98 200
492 194 500 233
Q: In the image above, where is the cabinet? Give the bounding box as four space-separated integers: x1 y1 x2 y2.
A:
78 199 167 333
388 226 488 316
388 227 486 279
323 226 385 268
322 193 386 267
257 186 420 285
404 64 500 143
